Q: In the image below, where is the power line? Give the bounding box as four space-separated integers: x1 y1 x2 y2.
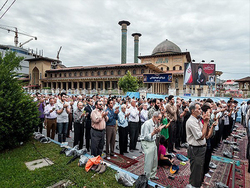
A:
0 0 8 12
0 0 16 20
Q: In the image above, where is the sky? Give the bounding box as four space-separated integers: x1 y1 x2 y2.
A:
0 0 249 80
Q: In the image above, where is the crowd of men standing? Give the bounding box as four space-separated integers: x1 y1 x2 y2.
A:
34 93 250 187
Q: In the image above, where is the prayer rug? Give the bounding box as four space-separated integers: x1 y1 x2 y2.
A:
104 153 139 168
127 150 191 188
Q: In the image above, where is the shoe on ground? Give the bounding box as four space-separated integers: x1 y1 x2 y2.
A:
134 148 139 151
124 151 129 153
95 163 102 172
130 149 134 152
107 156 111 160
98 163 107 174
209 169 214 173
111 154 117 157
205 173 211 178
209 162 217 169
150 176 159 180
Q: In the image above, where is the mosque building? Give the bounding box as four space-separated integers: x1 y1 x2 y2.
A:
26 20 217 96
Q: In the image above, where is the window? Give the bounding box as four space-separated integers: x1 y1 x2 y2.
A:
40 73 42 79
69 73 72 77
59 73 62 77
173 66 176 70
45 73 47 77
64 73 66 77
161 67 163 71
111 70 114 75
118 70 121 75
167 67 169 71
80 72 83 76
141 69 144 74
179 66 182 70
125 70 128 74
74 72 77 76
97 71 100 76
91 71 94 76
55 74 57 77
104 71 107 75
133 69 136 74
50 74 52 77
85 71 88 76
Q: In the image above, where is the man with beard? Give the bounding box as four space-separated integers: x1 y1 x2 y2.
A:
90 100 108 156
140 111 164 180
194 66 206 85
148 98 161 119
56 93 71 143
165 95 177 153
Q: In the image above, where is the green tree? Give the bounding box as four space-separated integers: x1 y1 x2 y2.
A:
0 51 39 151
118 70 139 93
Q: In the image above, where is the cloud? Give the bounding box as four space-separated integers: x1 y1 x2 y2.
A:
0 0 249 80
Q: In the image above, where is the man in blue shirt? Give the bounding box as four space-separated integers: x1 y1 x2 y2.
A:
105 99 119 159
118 104 130 155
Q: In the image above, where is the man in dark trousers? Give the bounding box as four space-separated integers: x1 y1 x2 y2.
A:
84 98 94 152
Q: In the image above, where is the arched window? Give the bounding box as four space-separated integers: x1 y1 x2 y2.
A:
74 72 77 76
69 73 72 77
104 71 107 75
97 71 100 76
118 70 121 75
55 74 57 77
80 72 83 76
111 70 114 75
64 73 66 77
133 69 136 74
173 66 176 70
50 74 52 77
167 67 169 71
91 71 94 76
179 66 182 70
161 67 163 71
141 69 144 74
85 71 88 76
59 73 62 77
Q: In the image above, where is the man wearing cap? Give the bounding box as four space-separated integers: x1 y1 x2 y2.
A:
140 111 164 180
186 102 209 188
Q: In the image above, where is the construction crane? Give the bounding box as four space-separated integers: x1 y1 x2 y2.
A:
0 25 37 47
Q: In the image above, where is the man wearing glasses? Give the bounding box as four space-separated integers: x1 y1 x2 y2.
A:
140 111 164 180
90 101 109 156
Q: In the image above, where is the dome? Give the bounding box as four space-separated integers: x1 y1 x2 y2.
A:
152 39 181 55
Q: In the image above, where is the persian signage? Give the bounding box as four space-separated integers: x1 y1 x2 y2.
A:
143 73 173 83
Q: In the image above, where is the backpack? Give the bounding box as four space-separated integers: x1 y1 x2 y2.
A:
135 174 148 188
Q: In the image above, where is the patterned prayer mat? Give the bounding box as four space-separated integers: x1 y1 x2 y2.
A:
104 152 139 168
127 150 191 187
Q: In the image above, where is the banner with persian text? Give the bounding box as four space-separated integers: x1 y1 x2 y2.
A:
143 73 173 83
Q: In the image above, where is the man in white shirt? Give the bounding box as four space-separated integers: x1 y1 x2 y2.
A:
44 98 57 139
126 99 140 152
140 111 163 180
56 93 71 143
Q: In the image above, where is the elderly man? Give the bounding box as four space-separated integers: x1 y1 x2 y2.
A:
90 100 109 156
126 99 140 152
186 102 209 188
140 111 164 180
118 104 130 155
73 101 86 149
44 98 57 139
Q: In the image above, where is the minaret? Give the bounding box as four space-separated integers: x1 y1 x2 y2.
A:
118 20 130 64
132 33 142 63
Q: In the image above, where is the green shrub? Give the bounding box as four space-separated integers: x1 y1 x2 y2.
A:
0 51 40 151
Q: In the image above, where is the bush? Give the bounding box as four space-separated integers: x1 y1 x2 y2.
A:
0 51 40 151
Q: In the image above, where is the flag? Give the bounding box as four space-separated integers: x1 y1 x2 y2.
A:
184 63 193 85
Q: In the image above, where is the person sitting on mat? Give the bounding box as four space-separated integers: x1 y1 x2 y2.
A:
158 136 174 168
